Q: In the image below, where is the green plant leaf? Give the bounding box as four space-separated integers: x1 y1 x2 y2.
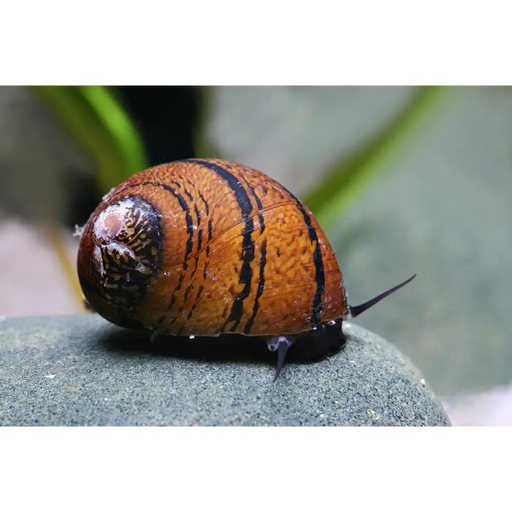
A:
33 86 149 194
194 86 218 159
303 86 450 230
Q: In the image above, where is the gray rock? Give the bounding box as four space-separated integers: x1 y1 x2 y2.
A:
0 315 450 426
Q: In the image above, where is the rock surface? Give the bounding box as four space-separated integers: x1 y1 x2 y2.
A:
0 315 450 426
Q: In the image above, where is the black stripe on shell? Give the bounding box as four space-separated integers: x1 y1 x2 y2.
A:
278 188 325 325
241 175 265 234
244 238 267 334
187 159 256 332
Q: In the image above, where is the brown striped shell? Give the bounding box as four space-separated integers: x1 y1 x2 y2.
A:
77 159 347 337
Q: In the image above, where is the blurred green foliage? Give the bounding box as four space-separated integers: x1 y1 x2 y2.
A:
34 86 447 227
34 86 149 194
303 87 448 229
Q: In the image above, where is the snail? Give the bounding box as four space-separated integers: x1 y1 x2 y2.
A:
77 158 415 380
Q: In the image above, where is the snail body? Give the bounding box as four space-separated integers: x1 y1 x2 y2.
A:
77 158 414 379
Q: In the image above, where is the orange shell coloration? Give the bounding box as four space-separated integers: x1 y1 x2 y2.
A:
77 159 347 337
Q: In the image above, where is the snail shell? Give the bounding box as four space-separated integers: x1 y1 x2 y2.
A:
77 158 345 336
